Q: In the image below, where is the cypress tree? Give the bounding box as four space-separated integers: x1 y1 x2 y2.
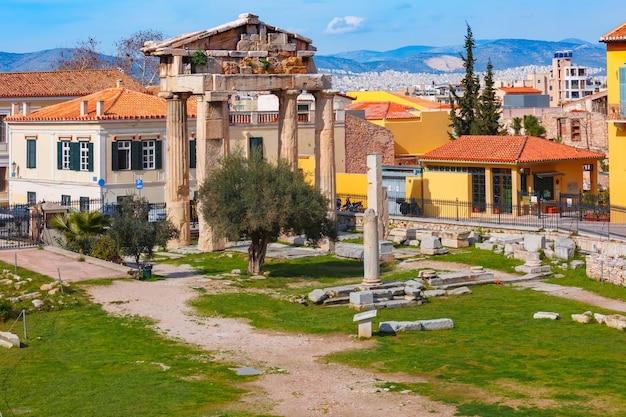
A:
449 23 480 139
473 59 502 135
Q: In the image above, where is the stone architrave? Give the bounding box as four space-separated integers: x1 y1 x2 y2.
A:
164 93 191 248
196 91 230 252
276 89 300 169
362 208 381 287
314 90 337 252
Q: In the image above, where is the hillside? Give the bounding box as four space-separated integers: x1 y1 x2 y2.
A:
0 38 606 76
315 38 606 74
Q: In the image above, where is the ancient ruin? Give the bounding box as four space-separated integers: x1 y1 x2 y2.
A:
142 13 336 250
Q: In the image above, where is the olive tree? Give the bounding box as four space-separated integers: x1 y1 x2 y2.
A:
107 197 178 269
198 150 337 274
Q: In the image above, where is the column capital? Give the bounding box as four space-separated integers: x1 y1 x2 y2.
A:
160 91 191 100
275 89 301 97
313 89 338 99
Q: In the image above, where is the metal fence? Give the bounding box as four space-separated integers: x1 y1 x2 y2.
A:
0 203 42 249
337 192 626 241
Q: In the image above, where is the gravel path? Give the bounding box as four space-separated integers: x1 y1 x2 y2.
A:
86 276 458 416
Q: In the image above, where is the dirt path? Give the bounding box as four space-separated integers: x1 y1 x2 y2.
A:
86 277 458 416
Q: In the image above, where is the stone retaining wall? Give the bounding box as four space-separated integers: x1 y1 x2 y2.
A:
586 255 626 287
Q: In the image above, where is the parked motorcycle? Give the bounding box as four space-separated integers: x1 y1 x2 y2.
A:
341 197 364 212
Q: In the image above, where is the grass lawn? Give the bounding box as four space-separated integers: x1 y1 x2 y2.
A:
3 245 626 416
189 247 626 416
0 261 264 417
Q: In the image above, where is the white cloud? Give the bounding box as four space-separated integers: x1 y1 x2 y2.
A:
324 16 365 34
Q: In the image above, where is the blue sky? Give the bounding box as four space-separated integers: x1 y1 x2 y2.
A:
1 0 625 55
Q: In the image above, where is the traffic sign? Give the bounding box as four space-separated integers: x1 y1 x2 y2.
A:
136 179 143 190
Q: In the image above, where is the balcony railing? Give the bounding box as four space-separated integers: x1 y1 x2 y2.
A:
228 111 315 126
608 103 626 120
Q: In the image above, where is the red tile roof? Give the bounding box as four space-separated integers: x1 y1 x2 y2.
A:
498 87 543 94
0 69 146 98
5 87 197 121
600 22 626 43
420 135 604 164
345 101 420 120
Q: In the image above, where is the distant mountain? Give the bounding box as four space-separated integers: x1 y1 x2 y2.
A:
0 38 607 76
315 38 606 74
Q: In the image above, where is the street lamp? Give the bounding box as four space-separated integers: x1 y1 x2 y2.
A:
11 161 16 177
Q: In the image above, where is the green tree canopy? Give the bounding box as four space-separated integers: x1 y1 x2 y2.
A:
473 59 502 135
198 150 337 274
449 23 480 139
511 117 523 135
523 115 547 137
107 197 178 268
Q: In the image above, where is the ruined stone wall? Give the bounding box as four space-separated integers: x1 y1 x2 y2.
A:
344 114 394 174
586 255 626 287
542 112 608 153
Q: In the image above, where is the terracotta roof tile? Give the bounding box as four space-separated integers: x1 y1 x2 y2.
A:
498 87 543 94
5 87 197 121
0 69 146 98
345 101 419 120
420 135 604 164
600 22 626 43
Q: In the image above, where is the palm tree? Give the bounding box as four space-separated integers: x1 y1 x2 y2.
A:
50 210 110 255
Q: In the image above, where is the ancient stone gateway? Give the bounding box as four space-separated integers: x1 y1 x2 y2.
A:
142 13 336 250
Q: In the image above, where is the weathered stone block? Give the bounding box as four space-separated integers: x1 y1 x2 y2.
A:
524 234 546 252
533 311 560 320
554 246 574 260
605 314 626 330
420 235 442 249
0 331 20 348
420 318 454 330
447 286 472 296
308 289 328 304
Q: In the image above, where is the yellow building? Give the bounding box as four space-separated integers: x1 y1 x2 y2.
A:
346 91 450 159
600 23 626 209
419 135 605 217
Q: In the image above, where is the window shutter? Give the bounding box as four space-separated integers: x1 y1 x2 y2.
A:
69 142 80 171
111 141 119 171
131 141 142 170
189 139 196 168
88 142 94 172
57 142 63 169
27 139 37 169
155 140 163 169
619 67 626 116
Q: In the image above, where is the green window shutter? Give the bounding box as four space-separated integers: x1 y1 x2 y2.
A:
69 142 80 171
189 139 196 168
26 139 37 168
131 141 142 170
57 142 63 170
88 142 94 172
155 140 163 169
619 67 626 116
111 141 119 171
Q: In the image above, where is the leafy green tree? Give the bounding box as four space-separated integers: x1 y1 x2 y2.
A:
50 210 110 255
511 117 523 135
449 23 480 139
523 115 547 137
107 197 178 269
473 59 502 135
198 150 337 274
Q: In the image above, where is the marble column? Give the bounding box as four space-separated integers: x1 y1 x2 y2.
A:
367 153 388 240
164 92 190 248
362 208 381 287
196 91 230 252
314 90 337 252
276 89 300 169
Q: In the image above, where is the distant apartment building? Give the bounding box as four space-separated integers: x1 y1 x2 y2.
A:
549 50 598 106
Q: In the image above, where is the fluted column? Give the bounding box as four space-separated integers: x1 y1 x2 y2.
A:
314 90 337 252
276 89 300 169
165 93 190 248
196 91 230 252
